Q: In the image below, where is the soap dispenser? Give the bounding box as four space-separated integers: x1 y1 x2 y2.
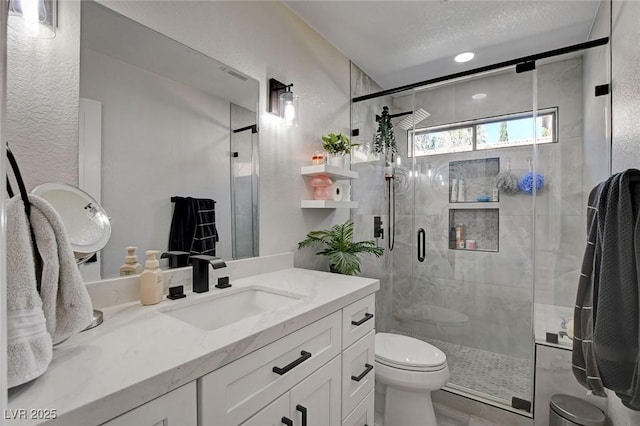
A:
140 250 164 305
120 246 142 276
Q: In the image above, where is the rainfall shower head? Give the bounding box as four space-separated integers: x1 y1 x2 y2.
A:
396 108 431 130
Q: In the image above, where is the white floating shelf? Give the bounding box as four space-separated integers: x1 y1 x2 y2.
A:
301 200 359 209
300 165 358 180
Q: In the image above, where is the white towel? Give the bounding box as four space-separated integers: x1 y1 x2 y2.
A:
28 195 94 345
6 197 53 388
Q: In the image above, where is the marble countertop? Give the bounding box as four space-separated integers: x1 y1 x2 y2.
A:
8 266 379 425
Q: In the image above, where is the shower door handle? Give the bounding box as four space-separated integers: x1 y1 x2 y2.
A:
417 228 426 262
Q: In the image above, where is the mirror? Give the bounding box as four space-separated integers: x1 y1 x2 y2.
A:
17 1 260 280
31 182 112 263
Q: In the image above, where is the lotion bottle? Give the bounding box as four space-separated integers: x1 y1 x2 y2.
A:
120 246 142 276
140 250 164 305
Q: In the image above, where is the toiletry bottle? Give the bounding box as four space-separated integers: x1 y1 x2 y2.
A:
450 179 458 202
455 223 465 249
449 227 457 249
120 246 142 276
492 187 499 202
140 250 164 305
457 180 465 202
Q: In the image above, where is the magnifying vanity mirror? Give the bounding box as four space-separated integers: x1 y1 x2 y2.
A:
7 0 260 280
31 182 111 264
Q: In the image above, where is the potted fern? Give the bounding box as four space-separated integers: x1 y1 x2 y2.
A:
321 132 359 168
298 219 384 275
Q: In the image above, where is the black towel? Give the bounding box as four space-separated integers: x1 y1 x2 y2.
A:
593 170 640 409
168 197 219 257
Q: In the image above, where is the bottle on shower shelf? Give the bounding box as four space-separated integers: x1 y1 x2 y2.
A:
455 223 465 249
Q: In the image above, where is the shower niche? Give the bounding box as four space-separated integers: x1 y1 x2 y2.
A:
449 158 500 203
449 208 499 252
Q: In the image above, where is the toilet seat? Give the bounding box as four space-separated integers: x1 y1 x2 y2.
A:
375 333 447 372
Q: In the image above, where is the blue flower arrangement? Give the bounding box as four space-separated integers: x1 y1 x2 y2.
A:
518 172 544 194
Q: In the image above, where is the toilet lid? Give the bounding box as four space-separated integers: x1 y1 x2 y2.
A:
375 333 447 370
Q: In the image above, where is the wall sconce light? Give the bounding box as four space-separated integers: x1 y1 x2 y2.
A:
269 78 298 127
8 0 57 39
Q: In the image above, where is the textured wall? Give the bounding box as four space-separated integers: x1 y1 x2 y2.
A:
6 0 80 189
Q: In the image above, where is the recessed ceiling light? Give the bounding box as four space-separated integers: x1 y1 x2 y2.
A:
472 93 487 100
455 52 475 63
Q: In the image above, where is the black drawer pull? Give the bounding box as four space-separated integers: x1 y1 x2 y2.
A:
296 404 308 426
351 363 374 382
281 417 293 426
273 351 312 375
351 313 374 326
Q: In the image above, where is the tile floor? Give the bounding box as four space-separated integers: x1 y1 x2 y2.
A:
425 337 532 404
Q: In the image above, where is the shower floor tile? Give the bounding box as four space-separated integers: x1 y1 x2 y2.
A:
425 337 532 404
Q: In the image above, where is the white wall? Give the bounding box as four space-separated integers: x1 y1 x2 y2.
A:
80 47 233 277
6 0 352 270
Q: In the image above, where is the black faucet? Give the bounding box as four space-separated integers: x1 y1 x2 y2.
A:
161 251 190 268
190 255 228 293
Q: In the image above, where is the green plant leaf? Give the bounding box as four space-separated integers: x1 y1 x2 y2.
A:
297 219 384 276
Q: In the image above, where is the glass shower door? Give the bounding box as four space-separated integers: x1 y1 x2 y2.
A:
401 67 537 411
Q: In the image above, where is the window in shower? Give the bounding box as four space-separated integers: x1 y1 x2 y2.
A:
409 107 557 156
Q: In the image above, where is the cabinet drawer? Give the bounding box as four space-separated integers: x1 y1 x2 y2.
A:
101 382 196 426
199 311 342 425
240 392 290 426
342 331 375 418
342 390 374 426
342 295 375 349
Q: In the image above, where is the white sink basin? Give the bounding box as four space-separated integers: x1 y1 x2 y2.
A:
160 286 302 331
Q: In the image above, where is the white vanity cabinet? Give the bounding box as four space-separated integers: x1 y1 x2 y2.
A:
198 294 376 426
100 382 197 426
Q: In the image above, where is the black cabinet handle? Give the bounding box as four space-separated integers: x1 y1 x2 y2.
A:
281 417 293 426
351 363 374 382
273 351 312 375
296 404 308 426
417 228 426 262
351 312 374 326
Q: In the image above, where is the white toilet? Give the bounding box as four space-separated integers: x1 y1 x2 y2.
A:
375 333 449 426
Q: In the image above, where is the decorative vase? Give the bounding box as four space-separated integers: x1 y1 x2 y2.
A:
327 154 346 168
310 174 333 200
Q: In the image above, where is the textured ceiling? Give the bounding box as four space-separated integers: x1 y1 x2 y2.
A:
284 0 602 89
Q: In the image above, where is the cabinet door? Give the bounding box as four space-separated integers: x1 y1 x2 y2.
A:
101 382 196 426
241 393 291 426
342 390 374 426
290 356 342 426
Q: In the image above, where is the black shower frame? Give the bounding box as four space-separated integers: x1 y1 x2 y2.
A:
351 37 609 103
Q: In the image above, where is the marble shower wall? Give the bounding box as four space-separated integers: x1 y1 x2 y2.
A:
352 56 609 361
350 62 394 332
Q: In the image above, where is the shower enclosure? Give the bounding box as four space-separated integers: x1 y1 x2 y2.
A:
230 103 259 259
350 38 611 414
